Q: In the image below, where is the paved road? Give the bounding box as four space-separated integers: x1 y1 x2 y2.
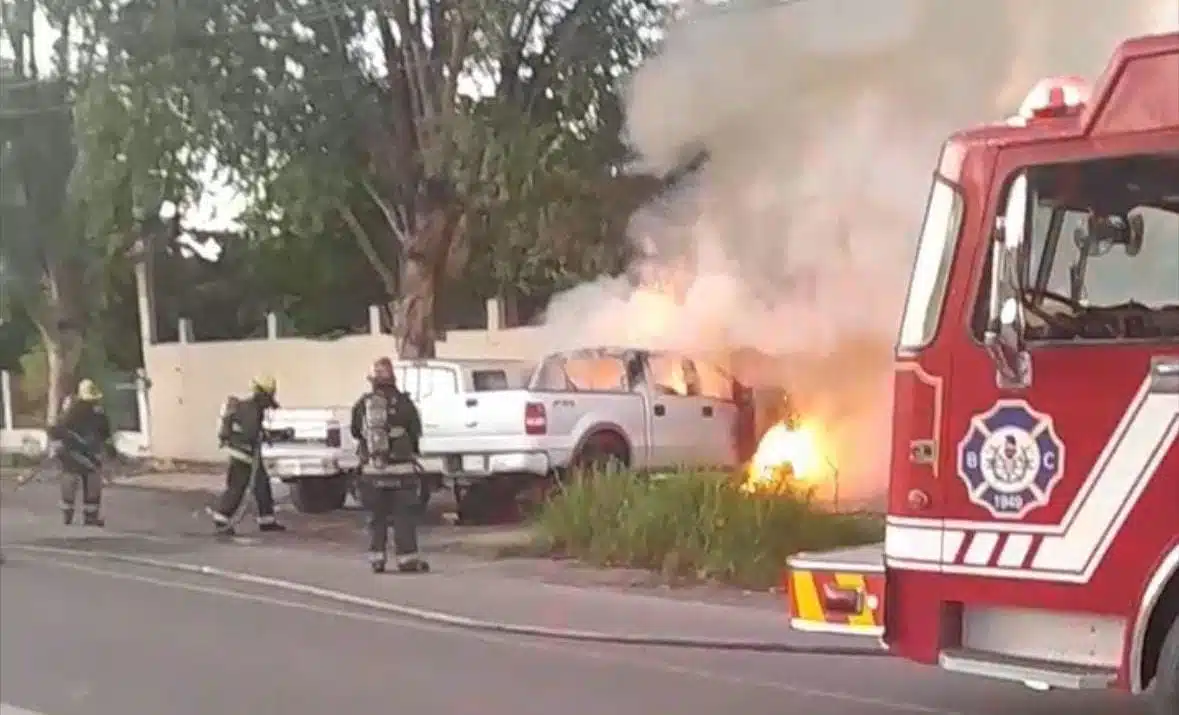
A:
1 549 1144 715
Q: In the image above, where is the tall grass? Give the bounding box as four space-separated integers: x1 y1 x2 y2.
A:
535 469 883 590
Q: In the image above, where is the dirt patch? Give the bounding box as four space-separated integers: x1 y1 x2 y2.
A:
429 525 542 559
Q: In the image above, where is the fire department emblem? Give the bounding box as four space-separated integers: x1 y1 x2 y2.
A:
957 400 1064 519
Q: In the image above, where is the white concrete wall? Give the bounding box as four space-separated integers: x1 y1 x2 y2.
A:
1 300 548 462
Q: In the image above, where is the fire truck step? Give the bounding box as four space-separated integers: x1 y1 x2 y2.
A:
938 647 1118 691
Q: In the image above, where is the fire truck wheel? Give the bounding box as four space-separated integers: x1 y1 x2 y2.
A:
1149 614 1179 715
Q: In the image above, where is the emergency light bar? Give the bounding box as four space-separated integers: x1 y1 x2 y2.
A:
1016 76 1091 120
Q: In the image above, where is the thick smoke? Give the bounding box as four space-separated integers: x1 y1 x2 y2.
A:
539 1 1176 499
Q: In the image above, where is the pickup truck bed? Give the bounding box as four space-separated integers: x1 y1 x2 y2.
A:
786 542 885 637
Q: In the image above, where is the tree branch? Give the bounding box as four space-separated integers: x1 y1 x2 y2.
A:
337 200 399 294
519 0 594 113
362 178 409 244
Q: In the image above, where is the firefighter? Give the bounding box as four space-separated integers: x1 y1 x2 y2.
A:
350 357 428 574
48 379 117 526
207 376 286 536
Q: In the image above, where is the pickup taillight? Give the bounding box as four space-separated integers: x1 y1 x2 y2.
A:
524 402 547 435
325 423 341 447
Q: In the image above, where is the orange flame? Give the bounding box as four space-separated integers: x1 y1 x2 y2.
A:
744 421 830 492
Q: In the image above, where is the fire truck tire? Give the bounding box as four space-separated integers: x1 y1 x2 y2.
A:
1149 614 1179 715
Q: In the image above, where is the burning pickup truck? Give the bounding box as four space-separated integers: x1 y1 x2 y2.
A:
262 346 786 520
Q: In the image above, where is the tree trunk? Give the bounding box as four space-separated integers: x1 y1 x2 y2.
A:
40 321 84 425
392 183 463 360
394 255 437 359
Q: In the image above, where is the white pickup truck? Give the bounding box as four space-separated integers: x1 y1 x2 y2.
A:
262 348 756 519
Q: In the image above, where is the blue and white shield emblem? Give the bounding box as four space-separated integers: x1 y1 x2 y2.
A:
956 401 1065 519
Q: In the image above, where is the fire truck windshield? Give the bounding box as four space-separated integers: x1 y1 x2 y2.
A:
898 176 964 350
1020 153 1179 342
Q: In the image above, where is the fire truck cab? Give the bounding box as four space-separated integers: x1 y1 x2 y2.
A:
786 32 1179 712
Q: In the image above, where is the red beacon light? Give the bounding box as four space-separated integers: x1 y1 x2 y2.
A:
1015 76 1091 122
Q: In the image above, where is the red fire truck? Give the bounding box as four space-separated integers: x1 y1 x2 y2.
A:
786 32 1179 713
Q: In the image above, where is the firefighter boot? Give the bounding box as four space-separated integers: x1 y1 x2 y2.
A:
206 507 236 537
82 504 105 528
368 552 387 574
396 555 430 574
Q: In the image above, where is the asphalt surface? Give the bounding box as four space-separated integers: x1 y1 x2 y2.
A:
0 481 1150 715
1 547 1144 715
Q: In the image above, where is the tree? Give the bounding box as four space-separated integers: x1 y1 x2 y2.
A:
358 0 664 354
1 0 200 418
1 1 92 420
89 0 664 357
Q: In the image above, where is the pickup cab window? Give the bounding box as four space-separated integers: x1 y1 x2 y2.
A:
394 365 459 400
470 370 509 391
647 354 696 396
533 354 628 392
691 360 734 402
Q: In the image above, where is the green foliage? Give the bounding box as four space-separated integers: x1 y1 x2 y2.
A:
5 0 669 358
116 0 665 316
536 469 884 590
0 309 35 369
10 328 115 422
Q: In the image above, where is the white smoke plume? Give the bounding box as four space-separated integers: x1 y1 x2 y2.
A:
538 1 1177 498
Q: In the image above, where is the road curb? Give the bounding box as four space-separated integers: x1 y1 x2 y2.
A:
9 543 885 656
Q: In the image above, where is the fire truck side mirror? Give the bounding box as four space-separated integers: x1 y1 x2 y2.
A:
984 173 1032 389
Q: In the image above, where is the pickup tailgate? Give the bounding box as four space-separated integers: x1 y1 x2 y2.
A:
786 543 886 637
419 390 534 455
262 408 356 474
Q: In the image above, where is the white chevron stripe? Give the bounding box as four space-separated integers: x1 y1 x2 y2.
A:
889 371 1157 536
1037 412 1174 585
885 366 1177 583
996 533 1034 567
963 532 999 565
1033 406 1178 580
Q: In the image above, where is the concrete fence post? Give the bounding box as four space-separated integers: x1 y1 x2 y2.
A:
486 297 503 332
1 369 13 430
134 368 151 445
368 305 382 335
178 318 193 344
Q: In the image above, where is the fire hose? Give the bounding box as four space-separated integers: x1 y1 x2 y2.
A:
12 440 119 490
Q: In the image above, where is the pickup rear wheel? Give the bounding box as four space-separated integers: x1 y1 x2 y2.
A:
571 432 630 478
1147 614 1179 715
357 478 433 514
290 476 349 514
455 479 521 525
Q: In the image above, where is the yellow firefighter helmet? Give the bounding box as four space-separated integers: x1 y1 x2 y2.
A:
77 379 103 402
250 375 277 394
